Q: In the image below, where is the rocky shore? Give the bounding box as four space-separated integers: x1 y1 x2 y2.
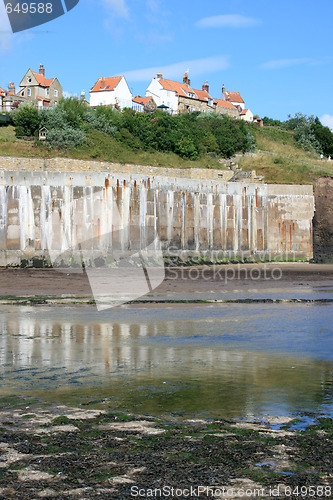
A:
0 403 333 499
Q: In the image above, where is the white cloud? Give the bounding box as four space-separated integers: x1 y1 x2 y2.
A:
260 58 318 70
102 0 129 18
320 114 333 131
122 56 229 82
63 91 79 98
196 14 260 29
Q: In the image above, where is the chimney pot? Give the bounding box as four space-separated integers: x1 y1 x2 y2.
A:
39 64 45 77
202 80 209 93
100 78 105 89
8 82 15 94
157 72 163 79
183 73 190 86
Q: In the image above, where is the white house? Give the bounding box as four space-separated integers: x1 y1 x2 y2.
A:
146 73 218 115
132 96 156 113
89 76 133 110
0 86 17 111
222 86 245 112
146 73 179 114
240 108 254 122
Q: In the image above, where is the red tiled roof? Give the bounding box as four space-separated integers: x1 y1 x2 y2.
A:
0 87 15 97
193 88 212 102
224 91 244 104
240 109 249 115
133 96 152 105
159 78 197 98
37 96 50 102
32 71 55 88
90 76 122 92
214 99 237 110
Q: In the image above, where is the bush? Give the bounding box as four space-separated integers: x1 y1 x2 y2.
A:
12 104 41 137
46 126 86 149
175 136 199 160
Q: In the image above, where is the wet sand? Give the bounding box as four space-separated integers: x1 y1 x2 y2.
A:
0 263 332 299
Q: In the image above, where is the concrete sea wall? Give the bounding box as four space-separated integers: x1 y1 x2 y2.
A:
0 158 315 266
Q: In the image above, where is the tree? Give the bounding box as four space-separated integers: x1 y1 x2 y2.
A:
311 117 333 156
12 104 41 137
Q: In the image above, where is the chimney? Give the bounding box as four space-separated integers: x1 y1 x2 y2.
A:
222 84 226 95
183 72 190 86
8 82 15 94
100 78 105 89
156 72 163 79
81 90 86 101
39 64 45 77
202 81 209 93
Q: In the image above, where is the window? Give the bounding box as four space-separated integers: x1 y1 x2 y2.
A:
27 77 32 83
46 88 50 96
27 88 31 97
54 89 58 97
21 90 24 96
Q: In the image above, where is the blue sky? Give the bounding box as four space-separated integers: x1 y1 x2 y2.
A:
0 0 332 127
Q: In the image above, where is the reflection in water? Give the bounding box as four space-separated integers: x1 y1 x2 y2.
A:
0 303 333 418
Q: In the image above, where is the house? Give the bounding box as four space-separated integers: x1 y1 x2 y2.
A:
240 109 254 122
0 85 25 111
146 72 215 115
213 99 239 118
89 76 133 110
17 65 63 108
132 96 156 113
222 85 245 112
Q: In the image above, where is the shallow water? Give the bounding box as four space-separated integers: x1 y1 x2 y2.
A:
0 300 333 419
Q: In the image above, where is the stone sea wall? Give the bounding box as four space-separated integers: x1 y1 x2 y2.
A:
313 176 333 263
0 157 315 266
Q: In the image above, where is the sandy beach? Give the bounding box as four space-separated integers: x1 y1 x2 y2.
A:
0 263 332 300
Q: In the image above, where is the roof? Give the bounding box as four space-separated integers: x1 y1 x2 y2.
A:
90 76 122 93
0 87 15 97
132 96 152 105
37 96 50 102
32 71 55 88
158 78 197 98
214 99 238 110
240 109 250 115
223 91 244 104
192 88 213 102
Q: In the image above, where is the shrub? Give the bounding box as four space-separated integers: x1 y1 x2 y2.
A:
12 104 41 137
46 126 86 149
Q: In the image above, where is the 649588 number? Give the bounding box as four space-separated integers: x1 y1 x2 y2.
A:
5 3 53 14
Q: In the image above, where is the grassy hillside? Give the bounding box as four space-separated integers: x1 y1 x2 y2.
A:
1 122 333 184
239 125 333 184
0 126 223 170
